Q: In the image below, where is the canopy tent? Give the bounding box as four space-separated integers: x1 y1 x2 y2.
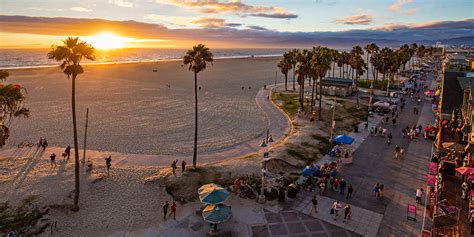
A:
202 204 232 224
455 167 474 176
198 183 230 205
302 165 320 177
424 90 435 96
333 135 354 145
373 101 390 107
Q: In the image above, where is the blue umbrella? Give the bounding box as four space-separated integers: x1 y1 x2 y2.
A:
302 166 318 177
198 183 230 204
333 135 354 144
202 204 232 224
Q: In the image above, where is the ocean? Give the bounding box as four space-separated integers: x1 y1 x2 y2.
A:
0 48 288 69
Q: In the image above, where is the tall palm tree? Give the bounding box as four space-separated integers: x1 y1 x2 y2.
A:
0 70 30 147
354 57 367 107
183 44 213 169
410 43 418 70
311 47 332 118
288 49 299 91
277 57 291 91
48 37 95 211
416 45 426 68
364 44 371 79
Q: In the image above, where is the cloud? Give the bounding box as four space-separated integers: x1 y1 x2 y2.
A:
335 14 373 25
247 25 267 31
191 17 227 28
160 0 298 19
389 0 417 15
109 0 134 8
0 15 472 48
70 7 93 12
143 14 240 28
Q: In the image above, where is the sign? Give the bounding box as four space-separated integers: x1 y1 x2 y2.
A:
407 204 417 222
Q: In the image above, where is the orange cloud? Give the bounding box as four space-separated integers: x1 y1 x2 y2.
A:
388 0 417 15
335 14 373 25
161 0 297 19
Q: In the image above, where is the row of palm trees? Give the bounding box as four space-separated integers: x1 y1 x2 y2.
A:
277 43 439 114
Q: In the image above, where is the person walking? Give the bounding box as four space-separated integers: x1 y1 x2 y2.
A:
162 201 169 220
387 133 392 145
379 184 385 199
105 155 112 175
181 160 186 173
334 178 339 191
329 177 334 190
171 160 177 176
38 137 43 148
392 118 396 125
343 204 352 222
339 178 346 195
169 201 177 220
332 201 341 220
65 145 71 160
42 138 48 150
347 184 353 199
373 183 380 199
310 195 318 214
50 153 57 169
416 188 423 204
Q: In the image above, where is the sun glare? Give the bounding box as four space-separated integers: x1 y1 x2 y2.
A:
84 32 131 49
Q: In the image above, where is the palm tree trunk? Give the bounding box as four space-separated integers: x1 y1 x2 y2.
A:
301 77 305 111
366 53 369 79
193 72 198 168
284 73 288 91
318 76 323 119
72 73 80 211
339 67 342 78
311 77 316 114
356 75 359 108
292 66 296 91
332 63 335 77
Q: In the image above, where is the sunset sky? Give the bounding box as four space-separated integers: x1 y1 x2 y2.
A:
0 0 473 48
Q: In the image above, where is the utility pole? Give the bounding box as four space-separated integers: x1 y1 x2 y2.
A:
330 97 336 141
82 108 89 165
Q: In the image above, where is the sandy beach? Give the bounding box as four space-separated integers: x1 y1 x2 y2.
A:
4 57 284 160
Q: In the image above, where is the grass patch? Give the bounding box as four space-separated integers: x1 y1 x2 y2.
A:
286 148 305 160
0 196 44 235
272 91 310 117
358 79 399 90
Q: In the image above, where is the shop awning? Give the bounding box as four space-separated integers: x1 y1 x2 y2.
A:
455 166 474 176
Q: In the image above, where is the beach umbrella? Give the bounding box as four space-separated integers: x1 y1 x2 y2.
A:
302 166 318 177
333 135 354 145
373 101 390 107
202 204 232 224
455 167 474 176
198 183 230 204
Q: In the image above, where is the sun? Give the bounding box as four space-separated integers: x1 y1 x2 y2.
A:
84 32 131 49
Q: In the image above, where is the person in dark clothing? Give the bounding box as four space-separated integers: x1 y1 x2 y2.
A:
392 118 396 125
105 156 112 175
42 138 48 150
339 179 346 195
181 160 186 173
387 133 392 144
163 201 169 220
346 184 353 199
65 145 71 160
50 153 57 169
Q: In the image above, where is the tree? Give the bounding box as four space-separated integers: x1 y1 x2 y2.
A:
416 45 426 68
0 70 30 147
295 49 312 111
48 37 95 211
183 44 213 169
288 49 299 91
278 56 291 91
366 43 379 81
310 47 332 118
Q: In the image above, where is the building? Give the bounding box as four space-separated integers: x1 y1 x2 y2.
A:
320 77 355 97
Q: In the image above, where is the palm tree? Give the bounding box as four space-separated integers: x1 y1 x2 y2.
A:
48 37 95 211
277 57 291 91
310 47 332 118
410 43 418 70
288 49 299 91
354 57 367 107
183 44 213 169
416 45 426 68
0 70 30 147
366 43 379 81
364 44 371 79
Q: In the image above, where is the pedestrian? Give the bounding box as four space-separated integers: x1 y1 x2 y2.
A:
339 178 346 195
171 160 177 176
105 155 112 175
334 178 339 191
387 133 392 144
347 184 353 199
319 182 326 195
42 138 48 150
329 177 334 190
332 201 341 220
385 116 389 123
394 146 401 158
169 201 177 220
50 153 57 169
162 201 169 220
181 160 186 173
310 195 318 214
373 183 380 199
370 127 374 135
416 188 423 204
343 204 352 222
65 145 71 160
392 118 396 125
38 137 43 148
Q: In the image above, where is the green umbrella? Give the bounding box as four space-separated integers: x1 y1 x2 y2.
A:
202 204 232 224
198 183 230 204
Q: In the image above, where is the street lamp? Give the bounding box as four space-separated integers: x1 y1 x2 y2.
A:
259 129 271 204
329 97 336 141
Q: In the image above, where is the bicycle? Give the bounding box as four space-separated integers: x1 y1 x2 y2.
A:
17 140 34 148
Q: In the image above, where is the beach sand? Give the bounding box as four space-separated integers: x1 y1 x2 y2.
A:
5 57 283 160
